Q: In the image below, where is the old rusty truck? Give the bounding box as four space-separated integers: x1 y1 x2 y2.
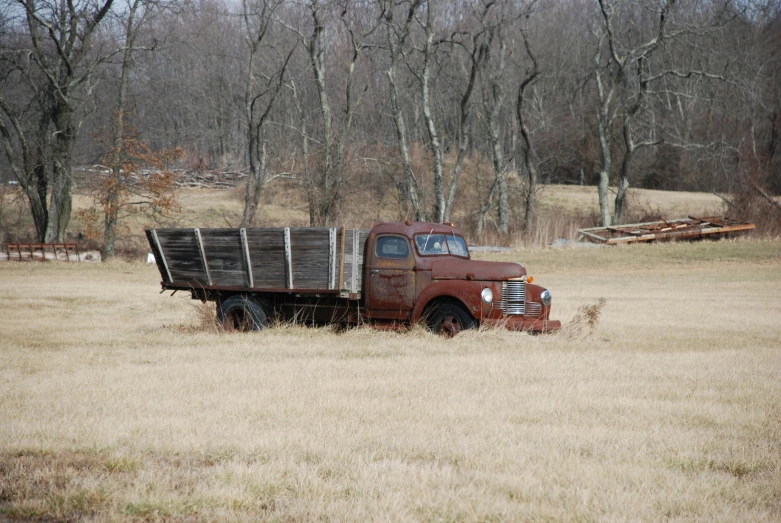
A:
146 221 561 336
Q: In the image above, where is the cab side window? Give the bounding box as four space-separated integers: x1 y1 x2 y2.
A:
376 236 410 259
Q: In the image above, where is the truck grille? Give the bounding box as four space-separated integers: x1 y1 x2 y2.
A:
525 302 542 318
502 280 526 315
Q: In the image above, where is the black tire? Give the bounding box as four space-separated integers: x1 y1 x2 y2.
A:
427 302 476 338
218 296 268 332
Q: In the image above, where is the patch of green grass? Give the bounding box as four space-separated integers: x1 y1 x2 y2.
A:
104 456 142 473
124 500 173 519
665 456 715 475
665 456 767 478
712 459 768 478
46 488 111 518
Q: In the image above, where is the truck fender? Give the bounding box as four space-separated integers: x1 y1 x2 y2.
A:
411 280 484 324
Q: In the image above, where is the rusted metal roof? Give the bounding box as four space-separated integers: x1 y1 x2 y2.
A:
578 216 755 245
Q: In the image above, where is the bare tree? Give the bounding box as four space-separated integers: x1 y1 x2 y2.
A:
381 0 425 221
13 0 114 241
516 20 540 233
2 0 775 245
0 87 49 242
279 0 377 226
241 0 293 227
102 0 162 258
416 0 491 224
418 0 443 221
592 0 677 226
476 3 513 234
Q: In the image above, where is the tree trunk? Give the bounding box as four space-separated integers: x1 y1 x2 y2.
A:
309 2 333 226
596 104 613 227
103 0 141 260
477 179 497 236
488 118 509 234
241 141 267 227
443 28 481 223
388 66 424 221
517 26 540 235
594 33 614 228
479 25 509 234
523 159 537 233
421 1 444 223
0 99 49 241
47 107 75 242
240 0 289 227
597 158 612 227
613 118 634 224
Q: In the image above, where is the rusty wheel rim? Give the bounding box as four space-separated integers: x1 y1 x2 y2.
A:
438 315 462 338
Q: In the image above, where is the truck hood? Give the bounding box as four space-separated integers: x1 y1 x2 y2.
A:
430 258 526 281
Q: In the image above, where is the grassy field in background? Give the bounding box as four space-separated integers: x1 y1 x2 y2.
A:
1 238 780 521
2 183 727 252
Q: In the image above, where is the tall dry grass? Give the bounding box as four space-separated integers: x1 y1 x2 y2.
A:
1 240 780 521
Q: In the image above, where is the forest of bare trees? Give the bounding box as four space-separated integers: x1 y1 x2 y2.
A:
1 0 780 254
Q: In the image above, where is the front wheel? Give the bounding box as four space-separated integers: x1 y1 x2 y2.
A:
427 303 476 338
218 296 268 332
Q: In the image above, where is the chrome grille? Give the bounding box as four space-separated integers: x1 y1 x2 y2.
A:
502 280 526 315
525 302 542 318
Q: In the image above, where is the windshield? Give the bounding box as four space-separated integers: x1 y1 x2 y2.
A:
414 233 469 257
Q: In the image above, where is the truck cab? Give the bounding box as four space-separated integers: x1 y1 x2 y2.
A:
363 222 560 335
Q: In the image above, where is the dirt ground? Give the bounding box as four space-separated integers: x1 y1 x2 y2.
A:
1 239 780 521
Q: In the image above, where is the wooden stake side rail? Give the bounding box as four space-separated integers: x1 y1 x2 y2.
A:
5 243 80 262
146 227 370 298
578 217 755 245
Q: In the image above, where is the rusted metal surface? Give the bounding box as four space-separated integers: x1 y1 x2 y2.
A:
147 221 561 335
161 281 340 295
578 216 755 245
429 258 525 281
5 243 80 262
365 233 416 318
410 280 485 323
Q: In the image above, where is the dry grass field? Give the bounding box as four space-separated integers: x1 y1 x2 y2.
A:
1 238 780 521
2 183 728 253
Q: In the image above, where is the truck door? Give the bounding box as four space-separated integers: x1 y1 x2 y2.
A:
366 234 415 319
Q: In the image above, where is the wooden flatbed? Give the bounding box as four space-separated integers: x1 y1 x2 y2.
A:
146 227 370 297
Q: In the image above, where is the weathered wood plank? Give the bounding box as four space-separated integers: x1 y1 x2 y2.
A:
155 229 208 284
240 228 253 288
351 229 359 293
148 226 370 291
200 228 244 287
194 229 212 286
245 228 286 288
341 229 369 294
284 228 293 288
289 228 331 289
329 228 337 290
338 226 346 291
147 229 172 283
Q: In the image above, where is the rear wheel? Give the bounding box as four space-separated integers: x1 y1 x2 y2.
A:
427 303 476 338
218 296 268 332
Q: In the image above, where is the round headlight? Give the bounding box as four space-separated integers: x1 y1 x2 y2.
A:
541 289 551 307
481 288 494 304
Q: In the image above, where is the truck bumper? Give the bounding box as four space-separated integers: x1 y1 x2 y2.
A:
482 317 562 333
